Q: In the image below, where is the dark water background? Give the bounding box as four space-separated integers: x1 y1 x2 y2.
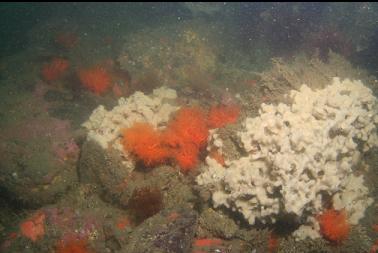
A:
1 2 378 74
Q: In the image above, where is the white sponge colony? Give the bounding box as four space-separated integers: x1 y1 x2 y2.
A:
197 78 377 227
82 87 179 150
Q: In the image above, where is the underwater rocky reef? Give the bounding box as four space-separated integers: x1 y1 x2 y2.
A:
0 3 378 253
